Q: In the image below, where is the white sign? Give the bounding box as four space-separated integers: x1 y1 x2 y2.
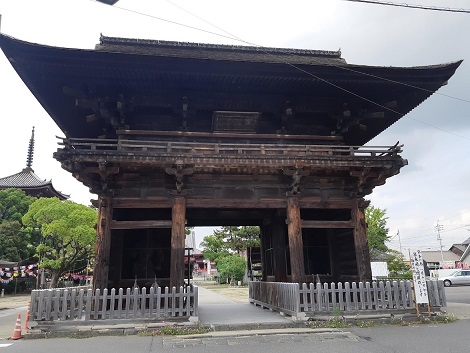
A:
371 261 389 279
410 249 429 304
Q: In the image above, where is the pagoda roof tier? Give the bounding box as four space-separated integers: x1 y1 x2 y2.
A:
0 34 462 145
0 167 68 200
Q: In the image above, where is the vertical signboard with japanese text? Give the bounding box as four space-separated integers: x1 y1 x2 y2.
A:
411 249 429 304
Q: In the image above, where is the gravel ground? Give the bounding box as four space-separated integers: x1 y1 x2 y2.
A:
195 282 249 303
0 294 31 310
0 282 247 310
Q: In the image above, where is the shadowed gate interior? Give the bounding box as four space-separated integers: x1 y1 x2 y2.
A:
108 207 358 289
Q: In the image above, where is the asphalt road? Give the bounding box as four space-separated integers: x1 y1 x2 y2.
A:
444 285 470 304
1 319 470 353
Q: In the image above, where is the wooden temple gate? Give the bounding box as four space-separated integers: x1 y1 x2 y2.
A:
56 134 404 290
0 32 460 294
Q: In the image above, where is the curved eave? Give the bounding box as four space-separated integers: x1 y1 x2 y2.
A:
0 184 69 200
0 33 462 145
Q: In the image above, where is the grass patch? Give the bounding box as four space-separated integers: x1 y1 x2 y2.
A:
139 324 209 336
433 313 458 323
355 320 375 328
307 317 350 329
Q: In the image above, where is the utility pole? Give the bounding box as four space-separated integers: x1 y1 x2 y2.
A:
436 221 444 268
397 229 402 255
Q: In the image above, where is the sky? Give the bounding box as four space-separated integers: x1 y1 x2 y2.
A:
0 0 469 254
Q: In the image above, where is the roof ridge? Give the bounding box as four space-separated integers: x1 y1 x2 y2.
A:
99 35 342 58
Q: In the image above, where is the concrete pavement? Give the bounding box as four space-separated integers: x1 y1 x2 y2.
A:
0 306 28 340
197 285 298 330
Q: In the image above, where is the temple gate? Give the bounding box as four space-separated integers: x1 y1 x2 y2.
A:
0 33 461 291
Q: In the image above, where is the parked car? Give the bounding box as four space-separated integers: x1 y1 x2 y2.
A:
441 270 470 287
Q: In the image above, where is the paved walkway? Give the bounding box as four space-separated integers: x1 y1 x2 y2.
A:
0 306 28 340
197 286 293 326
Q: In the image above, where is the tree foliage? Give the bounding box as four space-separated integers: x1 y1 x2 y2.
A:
216 254 246 283
200 231 229 262
22 198 97 287
365 205 390 254
366 204 409 276
0 188 35 223
201 226 260 263
0 189 36 262
386 250 411 277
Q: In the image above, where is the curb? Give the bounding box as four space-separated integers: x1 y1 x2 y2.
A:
20 310 439 340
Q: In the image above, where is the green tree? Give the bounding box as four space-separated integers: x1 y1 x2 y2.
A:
366 204 410 278
200 231 229 262
0 189 36 261
22 198 97 288
365 205 390 255
216 254 246 284
385 249 411 278
0 188 35 223
228 226 260 254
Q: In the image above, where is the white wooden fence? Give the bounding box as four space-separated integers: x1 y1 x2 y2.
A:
249 280 446 317
30 286 198 321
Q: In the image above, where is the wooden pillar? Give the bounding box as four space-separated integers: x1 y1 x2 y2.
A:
271 215 288 282
287 197 305 283
170 196 186 288
93 195 113 291
352 199 372 281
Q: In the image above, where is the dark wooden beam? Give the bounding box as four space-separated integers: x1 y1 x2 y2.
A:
110 220 173 229
300 220 355 228
116 129 343 142
111 197 356 209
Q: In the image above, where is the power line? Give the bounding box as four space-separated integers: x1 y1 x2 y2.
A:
94 0 470 140
340 0 470 13
163 0 470 140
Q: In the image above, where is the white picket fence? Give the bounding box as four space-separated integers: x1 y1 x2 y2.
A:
30 286 198 321
249 280 446 317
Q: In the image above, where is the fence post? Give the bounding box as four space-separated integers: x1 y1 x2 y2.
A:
102 288 108 320
31 291 38 320
85 288 92 320
110 288 116 319
61 289 68 320
359 282 366 310
140 287 146 318
193 286 198 317
157 286 162 319
52 289 59 320
337 282 344 311
94 288 100 320
70 289 77 320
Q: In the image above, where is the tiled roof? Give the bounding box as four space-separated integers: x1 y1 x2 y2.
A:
451 244 466 253
0 167 51 187
421 251 460 263
0 167 69 199
96 35 347 66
